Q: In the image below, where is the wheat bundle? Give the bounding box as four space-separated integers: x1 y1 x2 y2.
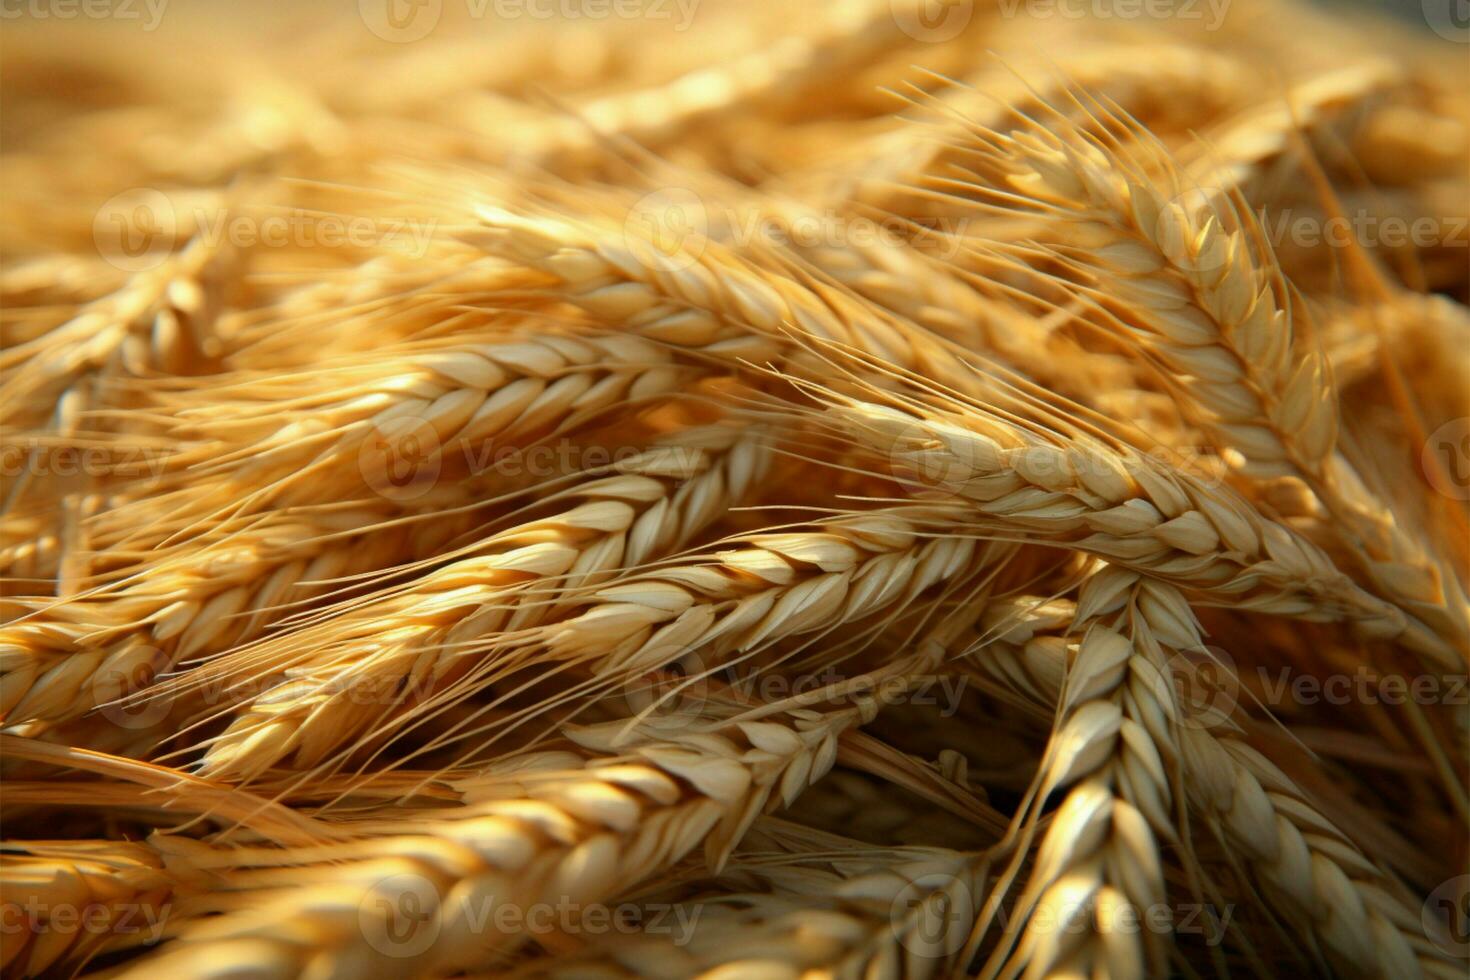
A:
1 0 1467 977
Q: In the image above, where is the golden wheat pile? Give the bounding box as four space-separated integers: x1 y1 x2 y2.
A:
2 0 1468 977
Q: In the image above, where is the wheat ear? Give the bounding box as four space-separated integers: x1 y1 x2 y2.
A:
971 620 1173 980
983 575 1453 978
135 330 689 518
939 97 1468 664
0 236 231 431
0 503 455 730
819 397 1404 635
485 506 996 712
115 696 876 979
189 429 768 781
1145 584 1458 979
464 205 1013 396
513 847 982 980
0 841 183 978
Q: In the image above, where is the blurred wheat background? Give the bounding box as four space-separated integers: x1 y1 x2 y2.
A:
1 0 1468 977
